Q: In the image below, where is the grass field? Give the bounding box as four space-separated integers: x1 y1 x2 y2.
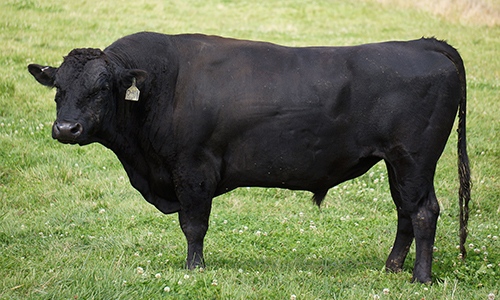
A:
1 0 499 299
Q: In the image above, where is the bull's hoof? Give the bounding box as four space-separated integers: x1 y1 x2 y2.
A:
411 276 432 284
185 260 205 270
385 266 403 274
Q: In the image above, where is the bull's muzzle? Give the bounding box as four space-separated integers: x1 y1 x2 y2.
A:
52 121 82 143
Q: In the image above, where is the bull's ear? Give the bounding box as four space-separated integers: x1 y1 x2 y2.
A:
28 64 57 87
118 69 148 88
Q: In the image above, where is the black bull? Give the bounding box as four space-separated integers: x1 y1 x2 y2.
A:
28 32 470 283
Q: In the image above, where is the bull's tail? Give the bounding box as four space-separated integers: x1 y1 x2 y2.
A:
455 49 471 261
429 38 471 259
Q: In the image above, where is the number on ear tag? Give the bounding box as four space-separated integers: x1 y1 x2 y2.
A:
125 78 140 101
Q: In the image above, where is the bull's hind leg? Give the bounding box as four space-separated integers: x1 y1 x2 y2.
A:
385 162 414 273
409 188 439 283
384 160 440 284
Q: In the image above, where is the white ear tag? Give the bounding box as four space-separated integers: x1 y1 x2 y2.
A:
125 78 140 101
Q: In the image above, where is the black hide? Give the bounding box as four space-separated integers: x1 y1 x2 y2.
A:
28 32 470 283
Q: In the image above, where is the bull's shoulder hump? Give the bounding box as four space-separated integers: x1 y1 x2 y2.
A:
104 31 176 55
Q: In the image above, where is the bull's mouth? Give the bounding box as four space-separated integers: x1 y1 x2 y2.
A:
54 137 80 145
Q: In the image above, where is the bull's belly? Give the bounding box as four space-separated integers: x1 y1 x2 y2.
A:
217 149 381 194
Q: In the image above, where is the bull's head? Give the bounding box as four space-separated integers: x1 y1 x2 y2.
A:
28 48 147 145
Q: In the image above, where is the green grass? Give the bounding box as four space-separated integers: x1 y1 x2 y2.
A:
1 0 500 298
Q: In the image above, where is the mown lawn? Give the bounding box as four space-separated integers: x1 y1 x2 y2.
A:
1 0 499 299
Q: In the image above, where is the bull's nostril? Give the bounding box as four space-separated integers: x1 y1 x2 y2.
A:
71 123 82 136
53 123 61 135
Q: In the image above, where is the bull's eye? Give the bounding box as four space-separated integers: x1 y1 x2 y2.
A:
54 89 64 103
90 85 107 98
94 84 109 95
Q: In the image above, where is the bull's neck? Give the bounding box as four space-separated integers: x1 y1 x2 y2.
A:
99 41 179 167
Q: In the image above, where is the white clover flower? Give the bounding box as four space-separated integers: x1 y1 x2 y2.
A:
493 236 499 240
239 230 243 234
184 274 190 280
469 243 474 249
211 279 218 286
383 288 389 295
481 245 487 251
474 248 481 254
99 209 105 214
157 252 163 257
433 247 438 252
136 267 144 274
155 273 161 279
290 295 297 300
255 230 261 236
163 286 170 292
373 295 380 300
178 280 182 285
488 293 495 300
223 220 228 224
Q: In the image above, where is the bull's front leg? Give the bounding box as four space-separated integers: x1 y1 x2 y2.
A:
174 166 216 270
178 206 211 269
